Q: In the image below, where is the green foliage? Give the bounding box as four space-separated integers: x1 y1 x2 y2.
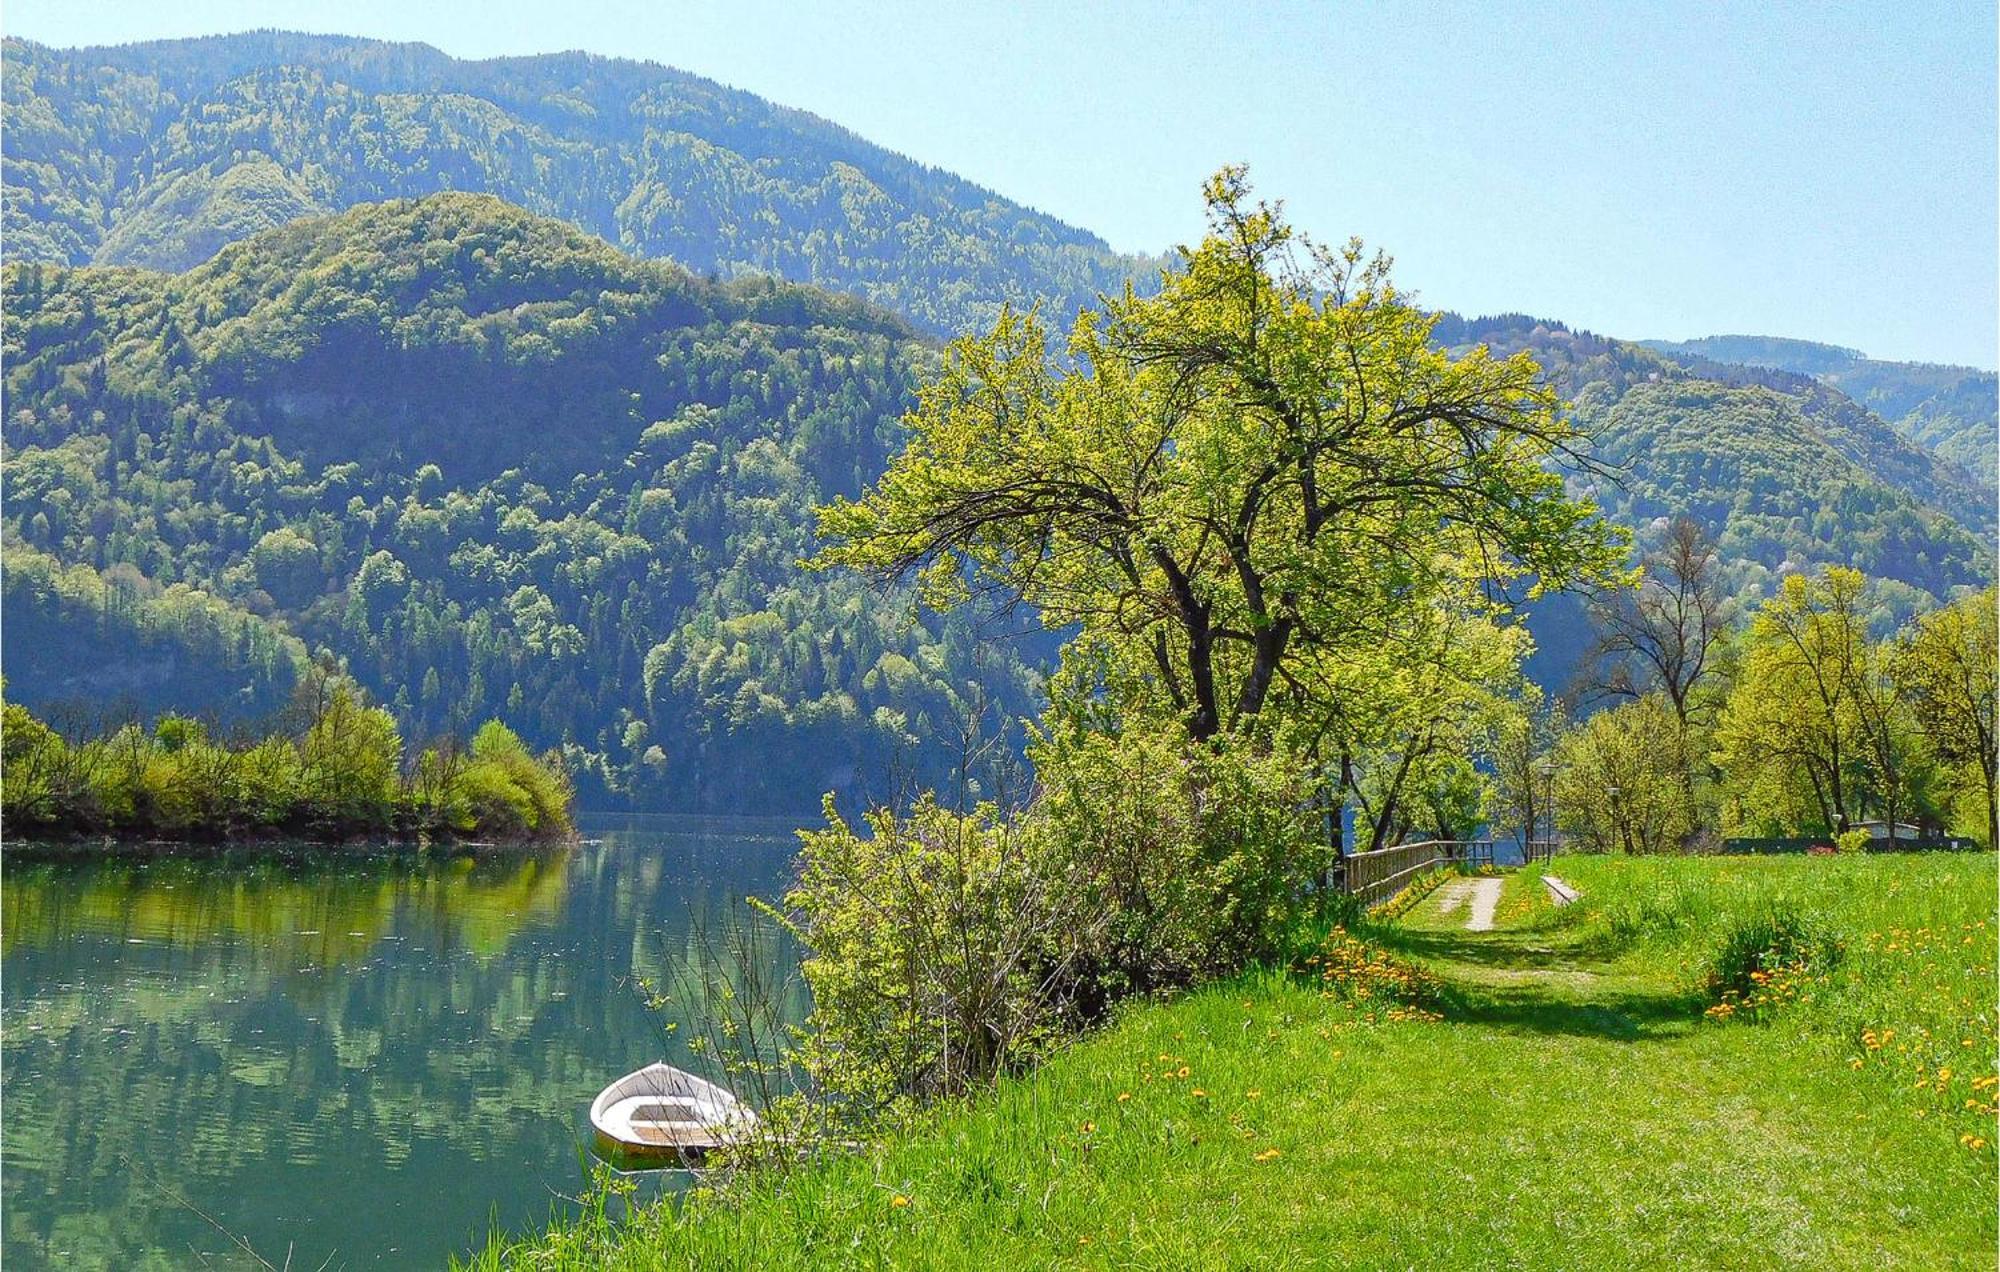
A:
1895 587 2000 848
1644 334 1998 489
0 682 571 842
1712 567 1918 839
1442 316 1993 612
1553 694 1702 853
1 194 1041 811
0 544 307 725
1 32 1156 340
786 726 1333 1116
819 170 1617 781
1032 727 1331 997
788 796 1089 1113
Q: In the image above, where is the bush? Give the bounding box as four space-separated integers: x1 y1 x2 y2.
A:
1703 906 1843 1004
1032 727 1331 1004
788 795 1097 1116
786 730 1338 1122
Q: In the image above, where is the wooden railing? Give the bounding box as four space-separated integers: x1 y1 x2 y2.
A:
1522 839 1560 865
1339 839 1494 908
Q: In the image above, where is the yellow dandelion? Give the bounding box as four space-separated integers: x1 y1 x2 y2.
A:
892 1195 910 1208
1254 1148 1282 1162
1117 1091 1132 1103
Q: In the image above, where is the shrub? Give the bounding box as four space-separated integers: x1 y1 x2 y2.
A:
1032 727 1331 1003
788 795 1099 1116
462 720 572 835
1836 828 1870 855
786 730 1339 1122
1703 906 1843 1010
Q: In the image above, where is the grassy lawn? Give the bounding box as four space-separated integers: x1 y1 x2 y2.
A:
479 854 1996 1270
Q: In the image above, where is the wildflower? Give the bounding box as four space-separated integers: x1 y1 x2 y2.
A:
1117 1091 1132 1103
1245 1089 1261 1100
892 1195 910 1208
1177 1066 1191 1079
1254 1148 1282 1162
1192 1088 1207 1099
1080 1121 1096 1134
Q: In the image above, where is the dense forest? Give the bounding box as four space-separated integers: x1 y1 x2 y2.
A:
1438 315 1994 611
2 32 1156 339
2 195 1043 811
5 200 1991 814
3 33 1991 818
1642 334 1998 486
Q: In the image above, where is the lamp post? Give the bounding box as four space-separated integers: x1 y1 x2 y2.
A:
1536 760 1557 863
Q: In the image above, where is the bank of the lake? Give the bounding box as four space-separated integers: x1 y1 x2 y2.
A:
477 853 1997 1271
2 689 574 846
0 816 807 1269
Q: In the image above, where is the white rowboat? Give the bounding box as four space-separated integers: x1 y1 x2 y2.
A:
588 1062 756 1166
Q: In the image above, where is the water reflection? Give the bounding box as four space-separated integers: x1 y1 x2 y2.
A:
1 816 805 1269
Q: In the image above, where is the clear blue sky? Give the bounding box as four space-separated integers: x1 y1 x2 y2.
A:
9 1 1996 367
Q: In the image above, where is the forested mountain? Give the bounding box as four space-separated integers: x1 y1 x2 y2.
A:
1642 334 1997 487
2 195 1042 811
2 31 1157 339
1440 316 1993 615
2 544 305 727
4 32 1990 814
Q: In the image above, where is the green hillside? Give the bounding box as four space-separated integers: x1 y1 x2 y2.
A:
1 32 1157 339
1443 316 1993 611
1 543 306 726
1 195 1042 812
1644 334 1997 486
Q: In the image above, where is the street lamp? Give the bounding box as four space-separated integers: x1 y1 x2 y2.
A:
1536 760 1557 862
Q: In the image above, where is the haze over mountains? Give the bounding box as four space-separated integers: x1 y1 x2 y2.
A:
2 31 1992 810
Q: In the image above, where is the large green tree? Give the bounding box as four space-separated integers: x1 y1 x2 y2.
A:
818 169 1623 751
1897 587 1999 848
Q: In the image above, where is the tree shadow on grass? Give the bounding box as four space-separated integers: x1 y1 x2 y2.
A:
1372 925 1706 1043
1435 980 1704 1043
1376 927 1595 974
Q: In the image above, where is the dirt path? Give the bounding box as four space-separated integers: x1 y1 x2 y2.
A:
1465 876 1503 931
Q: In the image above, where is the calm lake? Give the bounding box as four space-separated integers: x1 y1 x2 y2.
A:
1 815 807 1269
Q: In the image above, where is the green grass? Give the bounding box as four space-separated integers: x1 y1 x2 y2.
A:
475 854 1997 1270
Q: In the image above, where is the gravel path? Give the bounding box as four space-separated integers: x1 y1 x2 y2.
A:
1465 876 1503 931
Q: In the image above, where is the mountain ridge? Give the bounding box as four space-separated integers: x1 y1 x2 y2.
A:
1642 333 1997 486
3 31 1159 339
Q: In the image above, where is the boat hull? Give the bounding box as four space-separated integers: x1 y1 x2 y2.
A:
588 1062 754 1169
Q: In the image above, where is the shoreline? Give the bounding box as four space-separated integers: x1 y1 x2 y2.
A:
1 827 579 859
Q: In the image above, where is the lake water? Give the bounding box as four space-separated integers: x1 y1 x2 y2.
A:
1 815 807 1269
